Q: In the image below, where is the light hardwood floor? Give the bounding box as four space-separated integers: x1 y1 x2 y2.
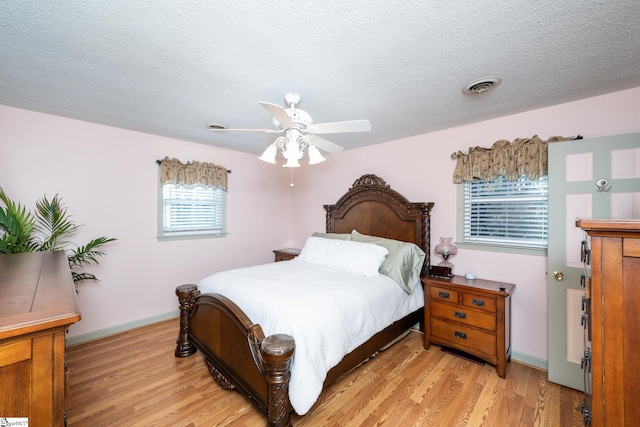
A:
66 318 583 426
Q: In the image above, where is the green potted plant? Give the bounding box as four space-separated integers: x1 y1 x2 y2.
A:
0 187 116 288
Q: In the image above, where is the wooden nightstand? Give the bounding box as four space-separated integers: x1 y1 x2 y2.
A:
422 275 515 378
273 248 301 262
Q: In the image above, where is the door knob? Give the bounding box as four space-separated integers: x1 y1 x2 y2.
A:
552 271 564 281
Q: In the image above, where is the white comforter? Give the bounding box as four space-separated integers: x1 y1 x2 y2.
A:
196 258 423 415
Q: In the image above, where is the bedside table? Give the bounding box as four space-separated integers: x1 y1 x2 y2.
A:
422 275 515 378
273 248 301 262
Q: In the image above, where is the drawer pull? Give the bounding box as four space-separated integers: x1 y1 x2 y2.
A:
454 311 467 319
472 298 485 307
438 291 450 299
454 331 467 340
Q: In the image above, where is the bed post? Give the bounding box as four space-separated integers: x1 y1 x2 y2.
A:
420 203 433 276
175 284 199 357
260 334 296 427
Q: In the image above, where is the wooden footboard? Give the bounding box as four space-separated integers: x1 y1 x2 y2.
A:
175 284 422 427
175 285 295 427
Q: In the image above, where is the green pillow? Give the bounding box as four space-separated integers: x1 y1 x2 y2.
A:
312 232 351 240
351 230 425 294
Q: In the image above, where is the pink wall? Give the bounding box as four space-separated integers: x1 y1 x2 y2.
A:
2 86 639 363
292 87 640 362
0 105 293 338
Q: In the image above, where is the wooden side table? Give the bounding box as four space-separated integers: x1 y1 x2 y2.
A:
273 248 301 262
421 275 515 378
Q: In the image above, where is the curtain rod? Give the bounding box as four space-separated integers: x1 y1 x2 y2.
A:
155 159 231 174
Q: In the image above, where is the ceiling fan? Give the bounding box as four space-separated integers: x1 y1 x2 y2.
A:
208 93 371 167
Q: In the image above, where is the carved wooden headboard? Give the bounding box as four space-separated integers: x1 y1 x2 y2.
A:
324 174 434 273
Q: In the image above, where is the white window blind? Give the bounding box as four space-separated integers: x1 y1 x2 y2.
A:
463 175 548 249
161 183 226 236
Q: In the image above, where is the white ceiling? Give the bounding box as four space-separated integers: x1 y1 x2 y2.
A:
2 1 640 156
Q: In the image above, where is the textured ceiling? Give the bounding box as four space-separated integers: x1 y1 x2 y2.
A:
2 1 640 156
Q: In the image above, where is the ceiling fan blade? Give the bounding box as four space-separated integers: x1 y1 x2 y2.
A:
305 134 344 154
306 119 371 134
208 127 282 134
259 102 295 127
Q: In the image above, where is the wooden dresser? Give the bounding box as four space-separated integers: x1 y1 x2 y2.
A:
0 250 81 426
422 275 515 378
577 219 639 427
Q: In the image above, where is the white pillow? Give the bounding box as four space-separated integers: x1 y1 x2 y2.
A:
298 236 389 277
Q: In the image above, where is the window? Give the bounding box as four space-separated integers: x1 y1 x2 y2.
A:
461 175 548 251
159 183 226 238
157 157 229 240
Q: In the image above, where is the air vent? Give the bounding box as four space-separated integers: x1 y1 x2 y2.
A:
462 77 502 94
207 123 227 130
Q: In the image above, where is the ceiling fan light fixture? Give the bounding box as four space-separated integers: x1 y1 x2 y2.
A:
307 145 326 165
283 156 301 168
258 144 277 164
219 93 369 167
462 77 502 95
282 138 303 168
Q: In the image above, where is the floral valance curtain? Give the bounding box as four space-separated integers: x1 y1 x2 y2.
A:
159 157 229 191
450 135 570 183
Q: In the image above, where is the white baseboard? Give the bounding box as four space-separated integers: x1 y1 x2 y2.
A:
66 310 180 347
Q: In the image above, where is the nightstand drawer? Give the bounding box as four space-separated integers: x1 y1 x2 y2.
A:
431 318 496 356
430 301 496 332
430 286 459 304
462 293 496 313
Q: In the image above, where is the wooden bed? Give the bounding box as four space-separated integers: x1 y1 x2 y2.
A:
174 174 434 426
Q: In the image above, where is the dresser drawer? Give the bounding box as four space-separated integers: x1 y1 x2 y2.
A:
462 292 496 313
431 318 497 356
623 237 640 257
430 301 496 332
430 286 459 304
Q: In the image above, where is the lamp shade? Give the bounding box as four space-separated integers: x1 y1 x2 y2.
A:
258 144 277 164
435 237 457 268
307 145 326 165
435 237 458 256
282 138 303 168
283 157 301 168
